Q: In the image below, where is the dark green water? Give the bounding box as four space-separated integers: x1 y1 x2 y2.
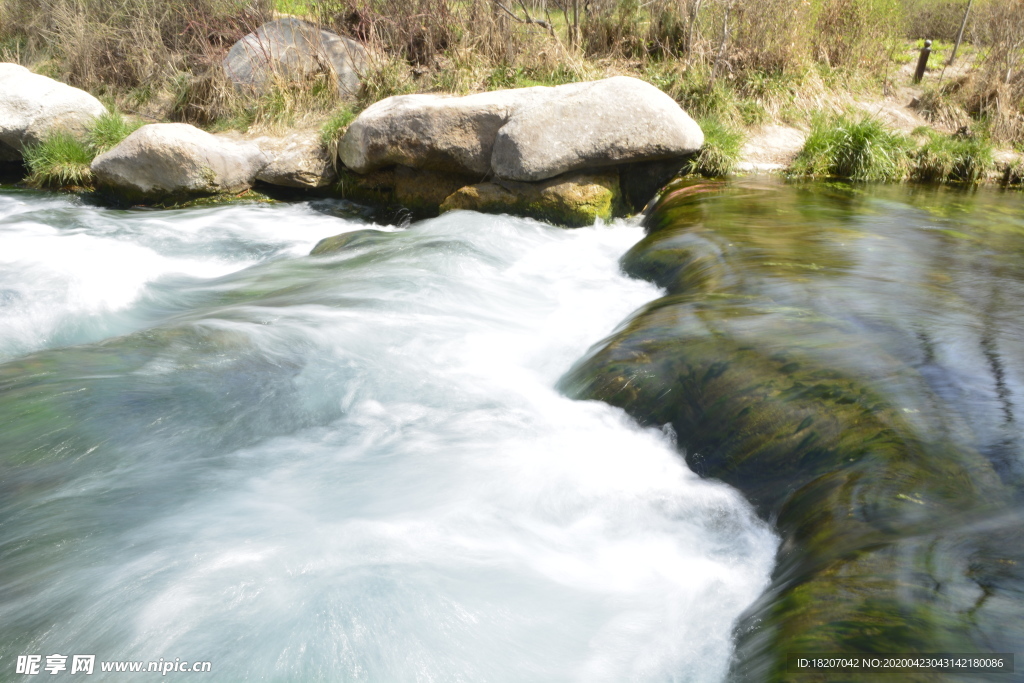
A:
563 179 1024 682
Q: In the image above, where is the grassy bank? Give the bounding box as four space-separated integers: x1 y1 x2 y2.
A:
2 0 1022 142
1 0 1021 187
788 112 1013 184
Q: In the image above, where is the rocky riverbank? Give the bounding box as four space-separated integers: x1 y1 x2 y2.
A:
6 17 1021 229
0 16 710 225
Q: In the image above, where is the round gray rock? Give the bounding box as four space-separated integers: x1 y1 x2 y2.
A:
91 123 268 202
491 76 703 181
224 18 367 99
0 63 106 156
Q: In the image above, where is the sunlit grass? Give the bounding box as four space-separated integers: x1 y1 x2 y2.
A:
22 132 94 188
790 114 915 182
686 118 745 178
912 127 994 183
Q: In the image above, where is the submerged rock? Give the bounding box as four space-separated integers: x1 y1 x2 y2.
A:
310 228 395 256
224 18 367 99
91 123 267 203
561 180 1022 680
0 63 106 156
440 171 621 227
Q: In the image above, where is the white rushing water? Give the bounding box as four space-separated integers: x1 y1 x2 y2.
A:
0 190 776 681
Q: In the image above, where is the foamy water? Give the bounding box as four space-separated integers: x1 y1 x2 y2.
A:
0 190 776 681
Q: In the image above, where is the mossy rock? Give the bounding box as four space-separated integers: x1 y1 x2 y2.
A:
332 165 399 210
440 171 622 227
394 165 480 218
560 179 1021 680
310 228 395 256
331 165 482 220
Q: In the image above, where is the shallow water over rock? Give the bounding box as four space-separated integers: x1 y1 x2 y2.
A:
0 190 776 681
563 179 1024 681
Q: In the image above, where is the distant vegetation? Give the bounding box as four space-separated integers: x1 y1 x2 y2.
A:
0 0 1021 154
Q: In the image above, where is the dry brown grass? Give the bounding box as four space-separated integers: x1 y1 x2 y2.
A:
0 0 270 93
0 0 1021 146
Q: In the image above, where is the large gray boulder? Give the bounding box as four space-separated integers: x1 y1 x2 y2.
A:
0 63 106 156
91 123 267 202
253 131 337 188
339 87 553 175
338 77 702 183
224 18 367 99
491 76 703 181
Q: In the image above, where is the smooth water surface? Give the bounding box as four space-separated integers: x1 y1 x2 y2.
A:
565 179 1024 679
0 190 776 681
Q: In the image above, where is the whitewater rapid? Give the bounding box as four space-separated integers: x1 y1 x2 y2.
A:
0 190 776 681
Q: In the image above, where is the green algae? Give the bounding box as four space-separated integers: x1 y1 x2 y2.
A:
560 178 1024 680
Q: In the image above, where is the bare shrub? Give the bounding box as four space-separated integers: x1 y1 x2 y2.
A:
901 0 967 41
942 0 1024 145
0 0 271 92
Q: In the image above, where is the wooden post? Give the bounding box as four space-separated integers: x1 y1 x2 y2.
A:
948 0 974 66
914 39 932 84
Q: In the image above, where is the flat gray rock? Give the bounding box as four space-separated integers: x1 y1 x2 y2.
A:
491 76 703 181
224 18 367 98
339 87 554 175
0 63 106 155
92 123 267 202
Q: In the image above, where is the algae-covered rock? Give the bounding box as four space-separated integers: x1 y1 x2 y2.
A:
440 171 621 227
560 179 1024 681
333 165 396 207
310 228 394 256
394 165 479 218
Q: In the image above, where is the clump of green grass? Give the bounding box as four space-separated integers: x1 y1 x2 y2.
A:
320 105 357 164
22 132 94 188
790 114 914 182
912 128 994 183
320 106 357 146
87 110 144 154
685 118 744 177
22 108 144 188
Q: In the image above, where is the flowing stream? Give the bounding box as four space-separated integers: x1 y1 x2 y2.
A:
0 190 777 681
